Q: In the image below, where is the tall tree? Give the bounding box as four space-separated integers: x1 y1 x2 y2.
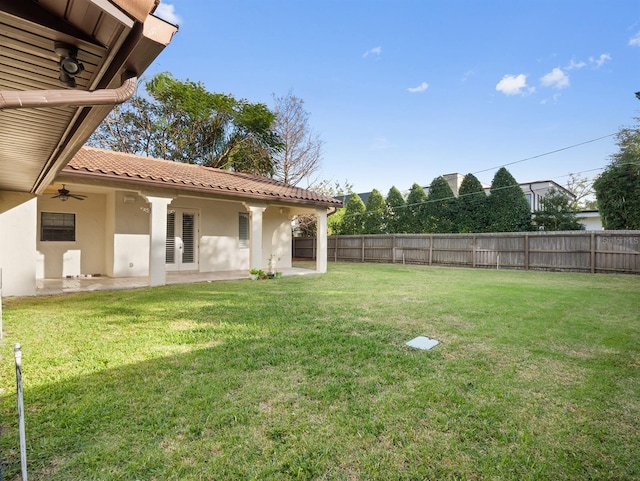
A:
405 183 428 233
593 120 640 229
363 189 386 234
424 176 456 233
487 167 532 232
566 173 596 209
339 192 366 235
271 92 323 186
457 173 488 233
532 188 585 231
384 186 406 233
88 73 282 175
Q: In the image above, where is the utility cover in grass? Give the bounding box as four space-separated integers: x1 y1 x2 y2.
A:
406 336 440 350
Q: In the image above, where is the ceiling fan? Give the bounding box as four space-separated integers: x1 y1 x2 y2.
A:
52 184 87 202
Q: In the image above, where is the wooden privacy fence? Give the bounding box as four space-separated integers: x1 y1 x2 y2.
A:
293 231 640 274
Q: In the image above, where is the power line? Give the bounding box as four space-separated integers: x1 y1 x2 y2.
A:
471 133 616 175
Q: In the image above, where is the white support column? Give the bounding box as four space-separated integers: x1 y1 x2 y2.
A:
247 205 267 270
144 196 173 287
316 208 328 273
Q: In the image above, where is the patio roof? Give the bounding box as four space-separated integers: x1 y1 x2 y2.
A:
59 147 344 208
0 1 177 195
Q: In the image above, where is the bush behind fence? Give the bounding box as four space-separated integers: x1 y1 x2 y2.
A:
293 231 640 274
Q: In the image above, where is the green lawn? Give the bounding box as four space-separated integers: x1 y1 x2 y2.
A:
1 263 639 480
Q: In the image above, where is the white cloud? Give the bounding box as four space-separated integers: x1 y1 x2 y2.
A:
629 32 640 47
565 58 587 70
495 74 532 96
590 53 611 68
407 82 429 93
363 46 382 58
461 70 476 83
154 3 182 25
567 54 611 70
540 67 570 89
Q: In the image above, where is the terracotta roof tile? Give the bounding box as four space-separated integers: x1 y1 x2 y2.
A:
62 147 342 207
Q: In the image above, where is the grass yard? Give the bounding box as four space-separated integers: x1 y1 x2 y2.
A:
1 263 639 480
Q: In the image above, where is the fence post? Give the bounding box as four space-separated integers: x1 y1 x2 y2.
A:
429 235 433 266
392 235 396 264
525 234 530 271
472 236 476 268
590 232 596 274
361 236 365 262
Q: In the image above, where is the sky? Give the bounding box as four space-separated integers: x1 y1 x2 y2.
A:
150 0 640 195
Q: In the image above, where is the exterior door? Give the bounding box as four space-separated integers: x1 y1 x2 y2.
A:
166 209 198 271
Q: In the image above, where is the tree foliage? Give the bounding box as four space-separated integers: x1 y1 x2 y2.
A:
593 121 640 229
363 189 386 234
566 173 596 209
424 176 456 233
339 193 366 235
457 173 487 233
405 183 428 233
532 188 585 231
487 167 532 232
88 73 282 175
384 186 406 234
271 92 323 186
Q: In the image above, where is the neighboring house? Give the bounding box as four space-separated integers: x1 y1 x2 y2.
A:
576 210 603 230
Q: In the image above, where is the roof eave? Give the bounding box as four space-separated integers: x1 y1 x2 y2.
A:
31 15 177 195
57 169 343 209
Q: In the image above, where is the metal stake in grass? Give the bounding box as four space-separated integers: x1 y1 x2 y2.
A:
15 344 28 481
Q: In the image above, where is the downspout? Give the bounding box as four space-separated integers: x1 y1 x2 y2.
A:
0 71 137 110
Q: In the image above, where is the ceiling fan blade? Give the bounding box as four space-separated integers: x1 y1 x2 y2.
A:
68 194 86 200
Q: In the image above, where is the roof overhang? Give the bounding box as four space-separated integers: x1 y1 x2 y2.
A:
0 0 177 195
54 147 344 209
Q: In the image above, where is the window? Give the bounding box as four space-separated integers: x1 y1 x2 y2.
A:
239 212 249 248
41 212 75 241
525 193 533 210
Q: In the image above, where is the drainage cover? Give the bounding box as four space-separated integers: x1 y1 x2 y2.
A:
406 336 440 350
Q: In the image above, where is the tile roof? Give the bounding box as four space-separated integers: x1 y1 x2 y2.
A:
61 147 342 208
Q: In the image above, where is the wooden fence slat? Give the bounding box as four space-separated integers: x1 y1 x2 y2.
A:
293 231 640 274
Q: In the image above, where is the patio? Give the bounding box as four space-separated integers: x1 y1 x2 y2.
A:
35 267 318 296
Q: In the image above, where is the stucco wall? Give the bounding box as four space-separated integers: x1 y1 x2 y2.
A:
190 199 250 272
112 191 150 276
0 192 37 296
262 207 293 270
37 193 106 278
35 188 300 280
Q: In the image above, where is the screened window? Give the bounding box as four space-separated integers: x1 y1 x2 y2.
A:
41 212 76 242
239 212 249 248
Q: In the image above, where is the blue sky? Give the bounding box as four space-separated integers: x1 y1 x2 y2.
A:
151 0 640 195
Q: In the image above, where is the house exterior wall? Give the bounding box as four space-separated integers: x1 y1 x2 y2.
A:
0 192 37 297
179 197 250 272
113 191 151 277
578 211 603 231
37 193 106 278
262 207 293 271
13 181 330 296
